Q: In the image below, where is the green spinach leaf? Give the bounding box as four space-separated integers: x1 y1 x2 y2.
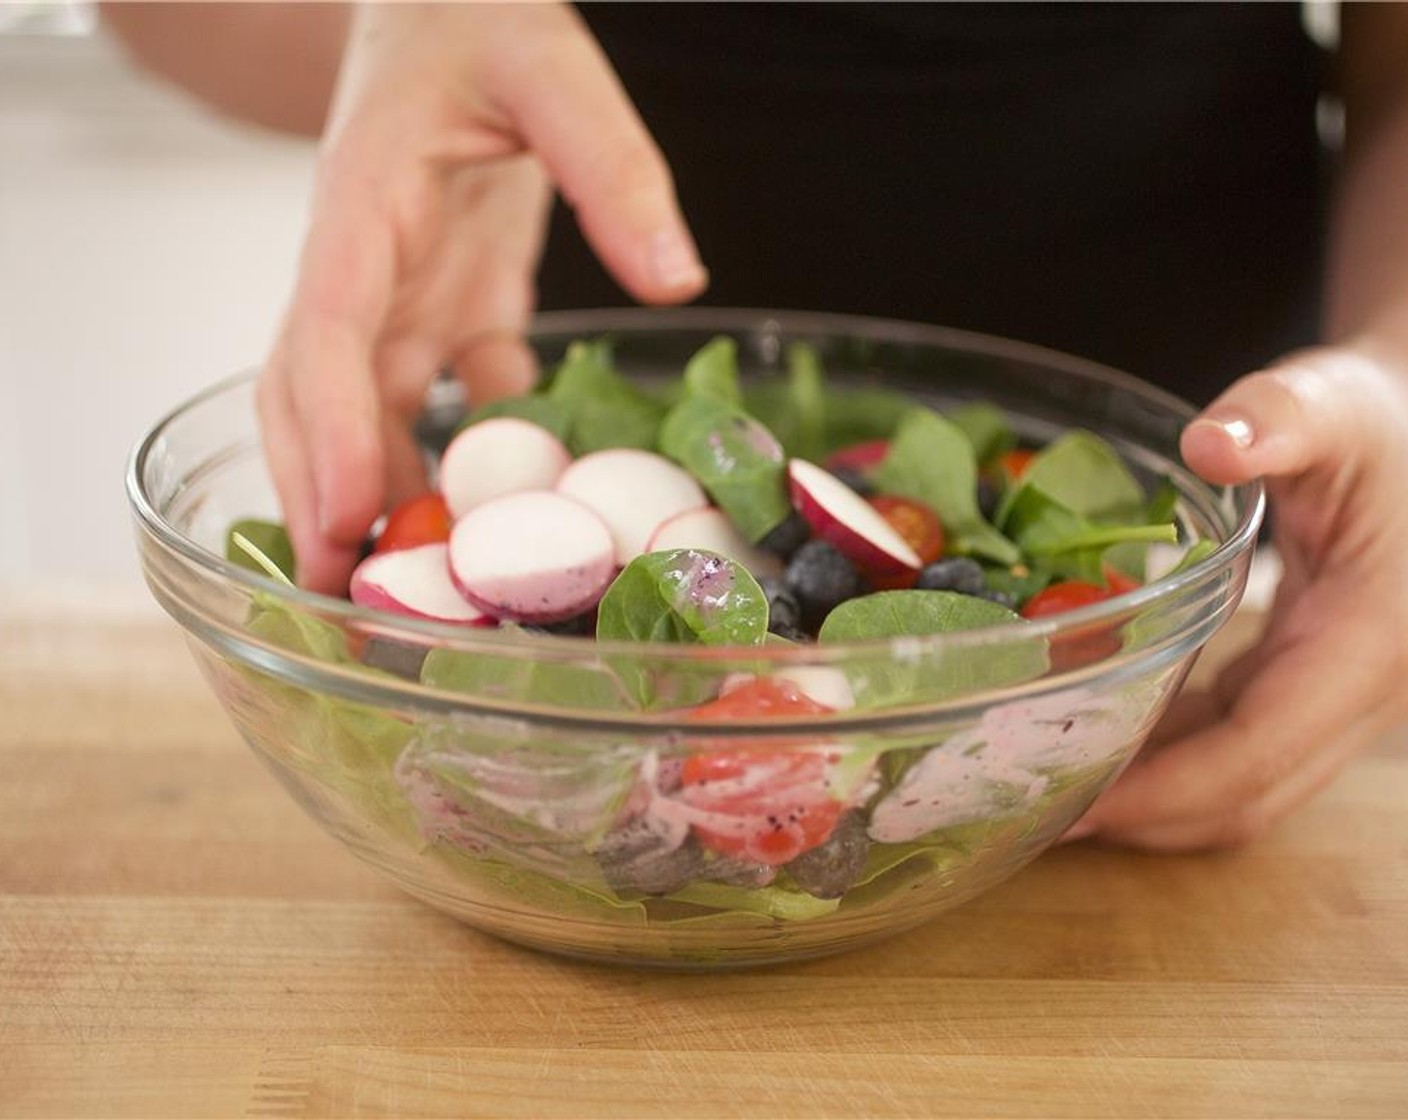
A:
596 549 769 646
818 590 1048 707
226 519 296 583
945 402 1017 465
658 396 791 543
681 336 743 406
549 339 666 454
420 646 636 712
873 408 1020 564
459 394 572 443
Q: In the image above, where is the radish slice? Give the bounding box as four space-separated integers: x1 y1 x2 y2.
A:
555 449 708 565
788 459 922 578
448 490 615 623
646 506 784 580
350 543 489 624
440 417 572 518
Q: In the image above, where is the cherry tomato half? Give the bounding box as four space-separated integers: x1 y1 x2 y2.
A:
374 493 453 554
866 495 945 590
998 448 1036 483
1019 579 1112 619
1020 577 1141 671
680 678 843 865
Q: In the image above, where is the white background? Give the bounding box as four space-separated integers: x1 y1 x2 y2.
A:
0 30 314 600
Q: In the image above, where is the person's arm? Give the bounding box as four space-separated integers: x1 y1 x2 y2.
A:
1326 3 1408 341
1068 8 1408 850
256 3 707 592
99 2 350 136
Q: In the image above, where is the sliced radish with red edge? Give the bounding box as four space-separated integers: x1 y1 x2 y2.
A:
787 459 922 579
440 417 572 519
350 543 490 624
555 449 707 565
646 506 784 580
448 490 615 623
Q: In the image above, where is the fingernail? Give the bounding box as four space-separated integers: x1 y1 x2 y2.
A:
651 229 707 292
1198 413 1255 450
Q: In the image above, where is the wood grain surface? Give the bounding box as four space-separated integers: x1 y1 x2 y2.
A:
2 591 1405 1119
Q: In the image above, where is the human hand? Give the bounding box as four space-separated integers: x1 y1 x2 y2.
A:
1067 344 1408 849
258 2 707 593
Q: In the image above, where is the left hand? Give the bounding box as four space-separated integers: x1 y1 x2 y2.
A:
1066 343 1408 850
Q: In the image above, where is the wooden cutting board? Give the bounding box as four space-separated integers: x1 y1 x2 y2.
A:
2 591 1406 1119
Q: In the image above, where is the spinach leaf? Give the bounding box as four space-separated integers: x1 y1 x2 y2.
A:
548 339 666 454
1002 484 1179 583
818 590 1048 707
681 336 743 406
596 549 769 646
818 588 1025 642
1166 537 1218 576
420 646 636 712
663 880 840 922
737 343 828 461
817 383 917 454
997 430 1146 527
873 408 1020 564
658 396 791 543
945 402 1017 465
246 592 350 663
459 394 572 443
226 519 296 583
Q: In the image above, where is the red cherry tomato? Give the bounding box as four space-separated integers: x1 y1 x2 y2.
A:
1102 565 1142 595
998 448 1036 482
823 439 891 475
1020 579 1112 619
1020 578 1140 671
679 678 843 865
374 493 452 554
866 495 946 590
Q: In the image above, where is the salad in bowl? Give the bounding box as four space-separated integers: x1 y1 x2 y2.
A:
129 309 1261 967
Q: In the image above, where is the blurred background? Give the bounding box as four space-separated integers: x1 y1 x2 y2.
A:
4 3 1311 610
0 5 315 602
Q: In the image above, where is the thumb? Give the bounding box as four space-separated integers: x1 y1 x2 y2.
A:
1180 349 1397 486
495 7 708 305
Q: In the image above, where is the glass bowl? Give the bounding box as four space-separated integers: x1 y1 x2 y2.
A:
126 309 1262 968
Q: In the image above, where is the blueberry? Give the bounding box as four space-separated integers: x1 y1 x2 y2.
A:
914 557 987 596
974 588 1018 610
784 539 864 630
786 811 870 899
764 584 802 636
830 466 874 497
758 509 811 559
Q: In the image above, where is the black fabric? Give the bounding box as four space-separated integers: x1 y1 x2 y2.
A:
536 2 1329 404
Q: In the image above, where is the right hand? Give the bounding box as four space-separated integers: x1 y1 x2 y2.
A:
259 2 707 593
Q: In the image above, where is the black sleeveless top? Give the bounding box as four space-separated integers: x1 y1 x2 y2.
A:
536 2 1329 405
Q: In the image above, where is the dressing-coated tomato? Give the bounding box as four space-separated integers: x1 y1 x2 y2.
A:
679 678 844 865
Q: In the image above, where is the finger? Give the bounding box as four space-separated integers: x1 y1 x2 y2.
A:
1071 607 1388 850
496 8 707 304
1099 718 1375 851
1179 350 1392 486
255 359 362 594
281 191 397 580
381 413 430 509
452 331 540 409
